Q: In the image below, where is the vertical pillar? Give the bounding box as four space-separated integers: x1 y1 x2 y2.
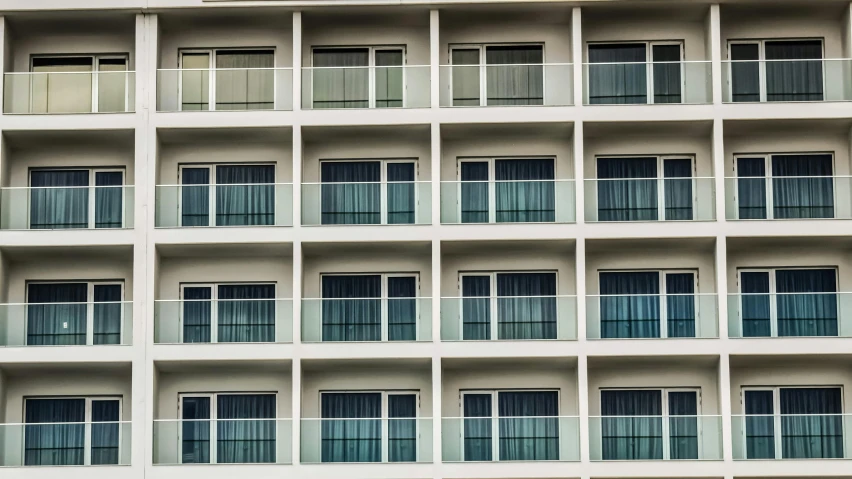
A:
292 12 302 112
709 4 723 104
430 9 440 109
712 118 726 222
292 125 303 228
291 241 303 466
715 235 733 463
0 16 8 118
431 122 441 227
431 239 442 473
575 239 589 464
571 7 583 107
573 121 585 225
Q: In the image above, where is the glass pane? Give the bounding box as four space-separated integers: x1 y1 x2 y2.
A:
215 50 274 110
496 272 557 339
652 45 682 103
463 394 492 461
744 390 775 459
182 287 212 343
765 40 824 101
217 284 276 342
494 158 555 223
386 162 415 224
730 44 760 102
771 154 834 219
388 276 417 341
452 49 481 106
26 283 88 346
30 170 89 229
93 284 122 345
97 58 128 112
596 157 658 221
375 50 403 108
663 158 693 220
321 275 382 341
485 45 543 106
775 269 838 337
497 391 558 460
91 400 120 465
740 272 771 337
312 48 369 109
215 165 275 226
600 390 663 460
736 157 767 219
462 276 491 340
32 57 93 113
321 393 381 462
588 44 647 104
180 168 210 227
95 171 124 228
388 395 417 462
181 396 211 463
181 53 210 111
216 394 276 463
460 162 489 223
668 392 698 459
25 398 86 466
599 271 661 338
320 161 381 225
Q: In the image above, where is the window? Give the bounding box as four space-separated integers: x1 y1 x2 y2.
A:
320 159 417 225
742 386 842 459
179 49 274 111
598 270 697 338
460 271 557 340
596 156 694 221
320 273 419 341
729 39 824 102
311 47 404 109
180 283 276 343
30 55 129 113
587 42 683 104
735 153 834 219
461 389 559 461
450 44 544 106
29 168 125 229
180 393 276 464
600 388 700 460
26 281 124 346
24 396 122 466
320 391 418 463
179 163 275 227
737 268 837 337
459 157 556 223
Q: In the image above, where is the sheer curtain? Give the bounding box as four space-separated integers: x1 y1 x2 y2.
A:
588 44 647 104
321 275 381 341
663 159 693 220
94 171 123 228
215 50 274 110
321 392 382 462
498 391 558 461
601 390 663 460
736 157 768 219
215 165 275 226
181 168 211 226
375 50 403 108
775 269 837 337
744 390 775 459
652 44 682 104
668 392 698 459
91 400 120 465
462 276 491 340
25 398 86 466
321 161 381 225
27 283 88 345
217 394 276 463
485 46 543 106
181 397 211 463
666 273 696 338
780 387 842 459
463 394 493 461
600 272 661 338
597 157 658 221
740 272 771 337
217 284 276 342
313 49 369 109
93 284 122 345
182 286 212 343
387 162 415 224
388 395 417 462
765 40 824 102
461 162 490 223
388 276 417 341
771 154 834 219
496 273 557 339
30 170 89 229
495 159 555 223
730 44 761 102
452 49 481 106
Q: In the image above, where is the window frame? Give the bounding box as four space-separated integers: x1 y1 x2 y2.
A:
726 38 826 102
176 162 277 227
27 167 127 229
178 281 277 343
29 54 131 113
310 45 407 109
448 43 546 107
24 280 126 345
178 47 277 112
585 41 686 105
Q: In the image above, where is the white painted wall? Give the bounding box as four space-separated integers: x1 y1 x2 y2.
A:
729 360 852 414
157 255 293 299
156 137 293 185
6 139 135 188
585 246 716 295
5 255 133 303
584 129 715 179
303 249 431 298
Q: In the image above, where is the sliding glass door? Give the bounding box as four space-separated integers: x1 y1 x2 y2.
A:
320 160 416 225
596 156 694 221
179 164 275 227
599 270 697 338
180 49 274 111
451 45 544 106
736 153 834 219
460 158 555 223
312 47 404 109
321 274 418 341
181 283 276 343
730 40 824 102
739 268 837 337
27 282 123 345
588 43 683 104
25 397 121 466
461 272 557 340
30 169 125 229
31 55 129 113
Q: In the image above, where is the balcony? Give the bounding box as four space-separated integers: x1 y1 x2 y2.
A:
584 177 716 222
589 415 723 460
585 294 719 339
440 295 577 341
156 68 293 112
154 183 293 228
0 185 135 230
0 421 131 466
153 299 293 344
153 419 292 465
731 414 852 459
302 181 431 226
727 292 852 338
0 300 132 347
441 416 579 461
724 175 851 220
723 58 852 103
582 61 712 105
3 71 135 114
301 65 430 110
301 297 431 342
438 63 573 107
300 418 433 463
440 180 575 224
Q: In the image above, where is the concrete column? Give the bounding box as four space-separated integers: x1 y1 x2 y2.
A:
430 9 440 109
571 7 583 107
712 118 726 222
709 4 723 104
715 235 733 464
0 16 9 117
573 121 585 225
431 122 441 228
292 12 302 112
292 124 303 228
291 241 303 466
577 353 590 463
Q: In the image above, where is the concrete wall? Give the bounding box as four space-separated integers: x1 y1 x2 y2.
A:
157 137 293 185
302 249 431 298
6 139 135 188
157 255 293 300
586 245 716 295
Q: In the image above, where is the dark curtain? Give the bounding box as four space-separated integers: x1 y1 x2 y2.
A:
94 171 123 228
387 163 415 224
182 396 211 464
666 273 696 338
589 44 647 104
215 165 275 226
375 50 403 108
771 154 834 219
93 284 122 345
182 287 212 343
463 394 492 461
91 400 120 465
25 398 85 466
597 157 658 221
217 394 276 463
181 168 210 226
765 41 824 102
485 46 543 106
312 49 369 109
775 269 838 337
652 45 682 104
663 159 693 220
388 276 417 341
495 159 556 223
668 392 698 459
27 283 88 346
736 157 767 219
740 272 771 337
498 391 558 460
744 390 775 459
321 392 381 462
461 162 489 223
496 272 557 340
321 161 381 225
780 387 842 459
462 276 491 340
30 170 89 229
388 395 417 462
321 275 381 341
600 272 661 338
601 390 663 460
730 44 760 102
217 284 276 342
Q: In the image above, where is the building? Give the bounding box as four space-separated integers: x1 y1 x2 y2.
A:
0 1 849 479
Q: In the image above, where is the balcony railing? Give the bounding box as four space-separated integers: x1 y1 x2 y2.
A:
440 295 577 341
440 180 575 224
301 297 431 342
0 421 131 466
0 301 132 347
723 59 852 103
585 294 719 339
301 182 431 226
439 63 573 107
584 178 716 222
724 176 852 220
589 415 723 460
153 299 293 344
731 414 852 459
441 416 579 462
154 183 293 228
3 71 135 114
727 292 852 338
153 419 292 465
302 65 430 110
582 61 712 105
300 417 432 463
0 185 134 230
156 68 293 111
